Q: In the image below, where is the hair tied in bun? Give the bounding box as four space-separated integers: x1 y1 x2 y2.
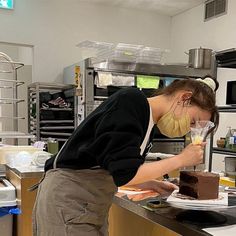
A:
196 77 216 92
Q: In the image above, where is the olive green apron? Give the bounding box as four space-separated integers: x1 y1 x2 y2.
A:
32 167 117 236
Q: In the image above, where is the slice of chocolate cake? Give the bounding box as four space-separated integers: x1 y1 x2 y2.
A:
179 171 220 200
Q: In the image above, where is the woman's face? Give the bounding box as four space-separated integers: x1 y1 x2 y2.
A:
187 105 212 127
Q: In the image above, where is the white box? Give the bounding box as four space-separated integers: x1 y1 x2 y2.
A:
0 178 16 236
0 178 16 207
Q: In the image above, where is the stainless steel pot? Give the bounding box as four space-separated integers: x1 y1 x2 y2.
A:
186 47 213 69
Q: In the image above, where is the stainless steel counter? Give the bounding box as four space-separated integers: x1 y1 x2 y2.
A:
113 194 236 236
5 164 44 178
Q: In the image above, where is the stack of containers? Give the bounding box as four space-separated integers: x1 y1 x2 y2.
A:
0 178 19 236
77 40 168 64
136 47 167 64
77 40 114 62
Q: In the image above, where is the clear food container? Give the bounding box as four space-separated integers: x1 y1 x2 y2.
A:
136 47 167 64
77 40 114 60
99 43 144 62
77 41 168 64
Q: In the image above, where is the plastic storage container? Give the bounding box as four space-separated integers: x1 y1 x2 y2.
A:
77 40 168 64
77 40 114 61
0 178 17 236
136 47 166 64
109 43 143 62
0 145 41 165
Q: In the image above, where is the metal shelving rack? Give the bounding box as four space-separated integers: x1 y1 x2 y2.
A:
0 52 34 144
28 82 77 144
209 106 236 172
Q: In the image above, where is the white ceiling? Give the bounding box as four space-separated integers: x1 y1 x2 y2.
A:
79 0 205 16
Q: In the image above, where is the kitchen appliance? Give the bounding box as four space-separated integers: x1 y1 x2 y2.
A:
226 80 236 105
63 58 216 155
151 126 185 155
225 156 236 176
216 48 236 68
187 47 213 69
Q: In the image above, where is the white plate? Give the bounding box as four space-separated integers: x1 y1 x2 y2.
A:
167 190 231 210
167 202 235 210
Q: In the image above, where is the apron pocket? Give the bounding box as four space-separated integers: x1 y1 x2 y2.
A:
64 202 109 226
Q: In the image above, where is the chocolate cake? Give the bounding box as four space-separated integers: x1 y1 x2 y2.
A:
179 171 220 200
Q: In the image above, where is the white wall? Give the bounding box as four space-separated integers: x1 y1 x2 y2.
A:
170 0 236 63
170 0 236 172
0 0 171 83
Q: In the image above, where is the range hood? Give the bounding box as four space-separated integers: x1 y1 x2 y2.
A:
215 48 236 68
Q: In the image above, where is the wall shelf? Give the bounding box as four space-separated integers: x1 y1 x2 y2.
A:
217 106 236 112
213 147 236 156
0 52 32 144
28 82 77 146
208 103 236 177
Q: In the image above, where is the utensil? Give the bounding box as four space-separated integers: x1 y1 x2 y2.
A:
191 121 215 144
185 47 213 69
190 121 215 170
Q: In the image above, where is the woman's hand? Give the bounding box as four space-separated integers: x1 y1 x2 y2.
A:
124 179 178 201
125 143 206 186
177 143 206 168
136 180 178 196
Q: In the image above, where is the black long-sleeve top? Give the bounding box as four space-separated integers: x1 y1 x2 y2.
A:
45 87 153 186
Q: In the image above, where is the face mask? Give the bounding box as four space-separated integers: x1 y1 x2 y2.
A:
156 102 191 138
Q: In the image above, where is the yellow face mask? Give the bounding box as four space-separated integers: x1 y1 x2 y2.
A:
156 103 191 138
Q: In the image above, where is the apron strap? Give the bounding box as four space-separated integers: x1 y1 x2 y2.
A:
53 140 68 169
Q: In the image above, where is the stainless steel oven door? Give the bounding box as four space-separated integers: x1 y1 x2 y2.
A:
150 138 185 155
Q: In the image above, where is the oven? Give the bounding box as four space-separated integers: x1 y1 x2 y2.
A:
226 80 236 105
150 126 186 155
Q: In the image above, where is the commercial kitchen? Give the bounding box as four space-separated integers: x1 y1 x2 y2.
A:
0 0 236 236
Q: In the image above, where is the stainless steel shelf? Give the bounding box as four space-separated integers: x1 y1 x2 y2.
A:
0 86 13 89
217 106 236 112
28 83 76 143
28 82 74 90
41 137 68 142
41 107 73 111
40 131 72 137
0 131 35 139
40 120 74 124
0 116 25 120
0 78 24 86
88 58 217 78
40 126 74 130
0 53 28 145
0 98 25 104
209 105 236 172
213 147 236 156
0 61 24 73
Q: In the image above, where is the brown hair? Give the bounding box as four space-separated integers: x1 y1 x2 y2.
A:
157 78 219 133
